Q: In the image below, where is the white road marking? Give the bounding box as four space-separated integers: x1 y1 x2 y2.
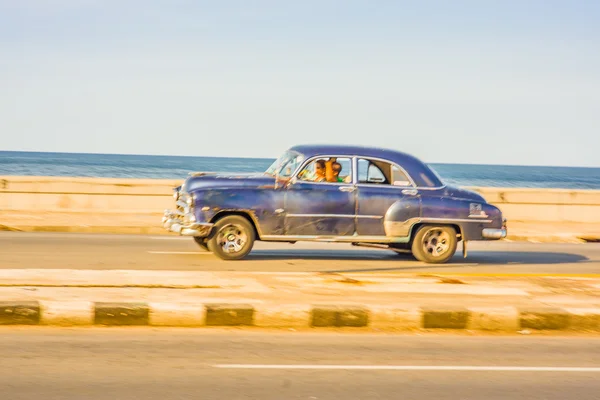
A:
212 364 600 372
148 251 212 255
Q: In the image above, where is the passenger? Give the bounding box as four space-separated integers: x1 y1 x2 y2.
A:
332 162 350 182
332 162 343 182
324 158 349 183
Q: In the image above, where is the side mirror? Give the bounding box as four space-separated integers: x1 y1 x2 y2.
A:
277 176 296 189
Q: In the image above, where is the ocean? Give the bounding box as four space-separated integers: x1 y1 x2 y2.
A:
0 151 599 190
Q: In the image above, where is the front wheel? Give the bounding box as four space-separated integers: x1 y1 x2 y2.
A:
411 225 457 263
206 215 255 260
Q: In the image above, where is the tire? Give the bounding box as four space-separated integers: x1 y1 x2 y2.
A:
411 225 457 263
206 215 255 260
193 237 209 252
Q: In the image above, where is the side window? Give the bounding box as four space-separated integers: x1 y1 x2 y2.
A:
391 165 412 186
358 158 388 184
358 158 413 186
297 157 352 184
333 158 352 183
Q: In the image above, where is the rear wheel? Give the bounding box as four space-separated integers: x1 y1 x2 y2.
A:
411 225 457 263
206 215 255 260
193 237 209 252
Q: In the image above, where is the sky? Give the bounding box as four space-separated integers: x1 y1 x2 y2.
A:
1 0 599 167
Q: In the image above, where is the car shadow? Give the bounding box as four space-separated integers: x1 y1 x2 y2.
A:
244 249 590 265
457 251 590 265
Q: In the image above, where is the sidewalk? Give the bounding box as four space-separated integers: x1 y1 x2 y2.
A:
1 270 599 333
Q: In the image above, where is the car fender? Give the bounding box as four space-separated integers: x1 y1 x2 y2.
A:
191 187 286 236
382 196 421 237
417 195 502 240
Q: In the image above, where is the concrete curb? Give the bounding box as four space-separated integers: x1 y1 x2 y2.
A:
0 301 599 332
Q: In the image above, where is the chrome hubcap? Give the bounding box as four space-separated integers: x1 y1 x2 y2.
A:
423 229 450 257
217 224 247 253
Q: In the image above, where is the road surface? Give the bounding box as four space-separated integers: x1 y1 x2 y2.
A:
1 231 599 274
0 328 599 399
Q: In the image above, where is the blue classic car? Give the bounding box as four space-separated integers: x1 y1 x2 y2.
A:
162 145 507 263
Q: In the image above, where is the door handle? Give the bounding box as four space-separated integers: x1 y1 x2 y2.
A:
402 189 418 196
339 186 356 192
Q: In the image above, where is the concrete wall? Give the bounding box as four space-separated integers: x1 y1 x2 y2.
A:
469 187 600 224
1 176 599 238
0 176 180 214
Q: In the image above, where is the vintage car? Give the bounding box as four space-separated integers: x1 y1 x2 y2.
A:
162 144 507 263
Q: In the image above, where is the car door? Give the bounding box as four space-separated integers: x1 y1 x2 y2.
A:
284 157 356 236
355 158 421 237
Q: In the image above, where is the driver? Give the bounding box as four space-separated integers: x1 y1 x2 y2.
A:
298 159 326 182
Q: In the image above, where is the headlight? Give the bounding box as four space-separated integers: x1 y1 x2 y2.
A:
186 194 194 207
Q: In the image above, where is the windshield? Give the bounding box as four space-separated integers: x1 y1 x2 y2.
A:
265 150 304 178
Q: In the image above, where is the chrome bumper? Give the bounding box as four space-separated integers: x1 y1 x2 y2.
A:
162 209 213 237
482 228 507 239
482 217 507 240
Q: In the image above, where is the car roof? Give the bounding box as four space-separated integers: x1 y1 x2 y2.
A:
290 144 415 161
288 144 444 188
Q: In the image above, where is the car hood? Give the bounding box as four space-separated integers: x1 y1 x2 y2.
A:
441 184 487 203
180 171 277 192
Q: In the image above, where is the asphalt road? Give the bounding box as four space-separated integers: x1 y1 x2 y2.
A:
1 231 600 274
1 328 599 399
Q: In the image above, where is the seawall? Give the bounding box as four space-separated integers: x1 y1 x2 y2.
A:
1 176 598 241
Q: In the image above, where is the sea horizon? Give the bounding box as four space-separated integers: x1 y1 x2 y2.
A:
1 150 599 189
2 149 598 169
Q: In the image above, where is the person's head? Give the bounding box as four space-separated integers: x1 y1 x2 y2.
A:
315 159 326 177
332 162 342 178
